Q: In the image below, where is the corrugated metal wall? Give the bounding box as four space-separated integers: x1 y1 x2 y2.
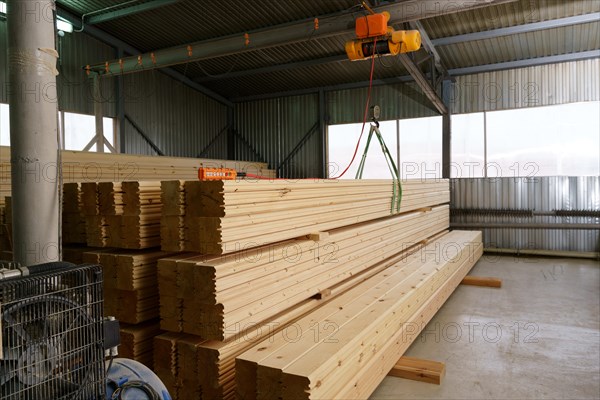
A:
122 70 228 158
234 94 321 178
0 21 116 115
449 59 600 114
451 177 600 252
328 82 439 124
56 29 116 116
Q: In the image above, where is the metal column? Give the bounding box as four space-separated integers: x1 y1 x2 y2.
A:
442 80 452 179
94 74 105 153
7 0 60 265
319 89 327 178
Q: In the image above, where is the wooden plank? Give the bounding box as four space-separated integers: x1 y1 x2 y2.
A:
154 332 185 399
178 206 449 340
461 275 502 288
182 180 449 253
119 320 162 369
388 356 446 385
240 231 482 400
334 242 482 399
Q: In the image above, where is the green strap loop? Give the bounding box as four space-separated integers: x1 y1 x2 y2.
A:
355 124 403 214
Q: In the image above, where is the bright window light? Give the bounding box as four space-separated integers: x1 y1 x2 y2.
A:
57 18 73 33
0 2 73 33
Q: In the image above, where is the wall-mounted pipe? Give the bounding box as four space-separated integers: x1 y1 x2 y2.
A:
451 223 599 230
7 0 60 265
484 248 599 260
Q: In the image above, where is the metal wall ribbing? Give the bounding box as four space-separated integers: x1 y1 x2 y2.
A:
234 94 321 178
122 70 228 158
451 177 600 252
448 59 600 114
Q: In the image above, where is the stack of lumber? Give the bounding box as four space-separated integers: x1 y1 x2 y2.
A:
180 179 449 253
81 182 107 247
93 249 174 324
174 205 449 340
155 231 449 400
101 181 164 249
118 320 162 369
62 183 86 244
120 181 162 249
0 146 274 184
154 332 185 398
0 198 11 258
160 180 185 252
236 230 483 400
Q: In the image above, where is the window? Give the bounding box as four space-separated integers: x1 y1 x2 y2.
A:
0 103 8 146
486 102 600 177
451 113 485 178
0 104 116 152
328 120 397 179
399 116 442 179
63 111 115 152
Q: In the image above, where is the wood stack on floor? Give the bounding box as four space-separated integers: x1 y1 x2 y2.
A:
236 230 482 400
181 179 449 253
119 320 163 369
178 205 449 340
62 183 86 244
0 146 274 184
151 178 477 400
84 248 173 367
110 181 163 249
160 180 185 252
0 197 11 258
81 182 107 247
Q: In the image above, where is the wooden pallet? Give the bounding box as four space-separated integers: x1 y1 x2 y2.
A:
181 179 449 254
177 205 449 340
236 231 482 400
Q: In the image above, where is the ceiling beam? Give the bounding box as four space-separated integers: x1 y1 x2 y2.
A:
432 12 600 46
86 0 180 25
86 0 517 76
194 55 348 83
55 6 233 107
409 20 447 76
198 10 595 83
398 53 448 114
232 49 600 102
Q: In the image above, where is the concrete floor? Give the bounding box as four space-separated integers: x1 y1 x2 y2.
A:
371 255 600 400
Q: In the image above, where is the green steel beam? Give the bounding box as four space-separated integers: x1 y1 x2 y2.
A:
87 0 180 24
86 0 518 76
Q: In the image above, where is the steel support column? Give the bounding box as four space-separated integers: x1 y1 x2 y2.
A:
319 89 327 178
227 106 235 160
117 47 126 153
441 80 452 179
8 0 60 265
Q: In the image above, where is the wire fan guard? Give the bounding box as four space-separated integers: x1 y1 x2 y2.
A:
0 264 105 400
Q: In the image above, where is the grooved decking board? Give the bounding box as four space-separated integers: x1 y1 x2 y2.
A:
236 231 482 400
180 179 449 254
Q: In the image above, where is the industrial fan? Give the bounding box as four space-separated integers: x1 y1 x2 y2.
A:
0 262 105 400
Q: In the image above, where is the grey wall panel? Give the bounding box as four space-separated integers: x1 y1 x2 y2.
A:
327 82 439 125
449 59 600 114
122 70 228 157
451 177 600 252
0 21 7 104
234 94 321 178
56 30 116 116
0 21 116 116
